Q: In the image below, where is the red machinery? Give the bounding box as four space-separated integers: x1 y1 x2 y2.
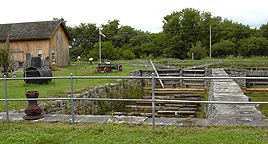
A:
82 59 122 76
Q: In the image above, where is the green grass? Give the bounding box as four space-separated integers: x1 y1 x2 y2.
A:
0 121 267 144
0 62 150 112
246 93 268 117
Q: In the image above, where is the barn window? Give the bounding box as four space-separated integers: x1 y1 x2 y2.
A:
60 32 63 40
56 32 58 40
52 49 56 64
37 49 42 58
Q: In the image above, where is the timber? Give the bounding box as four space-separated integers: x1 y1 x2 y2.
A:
0 21 72 67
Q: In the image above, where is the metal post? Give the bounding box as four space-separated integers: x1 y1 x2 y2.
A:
54 69 56 88
4 75 9 126
152 73 155 130
25 70 27 93
150 59 164 88
99 29 101 63
70 73 75 128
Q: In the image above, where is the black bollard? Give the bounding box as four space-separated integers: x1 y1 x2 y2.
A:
23 91 44 120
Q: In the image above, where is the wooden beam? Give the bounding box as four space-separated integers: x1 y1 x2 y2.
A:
150 59 164 89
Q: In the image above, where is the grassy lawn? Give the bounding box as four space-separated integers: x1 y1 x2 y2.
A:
0 61 150 112
0 121 267 144
246 93 268 117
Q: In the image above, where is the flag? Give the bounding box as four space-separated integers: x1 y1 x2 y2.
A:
99 30 106 37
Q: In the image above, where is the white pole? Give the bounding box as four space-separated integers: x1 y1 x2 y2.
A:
99 29 101 63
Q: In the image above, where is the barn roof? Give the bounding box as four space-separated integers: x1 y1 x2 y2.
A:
0 21 72 42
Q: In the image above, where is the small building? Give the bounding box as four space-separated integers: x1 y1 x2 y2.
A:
0 21 72 67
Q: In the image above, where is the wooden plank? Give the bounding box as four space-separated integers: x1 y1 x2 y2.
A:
157 111 196 114
155 88 206 91
182 74 205 77
150 59 164 88
165 104 198 107
126 105 197 110
182 61 224 69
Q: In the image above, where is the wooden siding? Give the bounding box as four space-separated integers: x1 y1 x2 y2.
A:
49 25 70 67
0 24 70 67
9 40 49 63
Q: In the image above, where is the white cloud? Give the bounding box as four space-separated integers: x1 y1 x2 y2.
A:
1 0 268 32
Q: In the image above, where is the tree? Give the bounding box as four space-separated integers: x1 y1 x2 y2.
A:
187 41 207 60
69 23 99 59
260 23 268 40
163 35 186 59
88 41 118 60
53 17 67 25
102 19 120 43
0 42 11 76
162 8 213 58
113 26 138 48
122 49 135 59
238 36 268 57
211 40 235 58
133 42 156 58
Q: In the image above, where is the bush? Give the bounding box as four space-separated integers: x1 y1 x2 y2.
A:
211 40 234 58
187 41 207 60
122 49 135 60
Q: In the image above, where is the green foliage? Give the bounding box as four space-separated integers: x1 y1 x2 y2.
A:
247 93 268 117
65 7 267 60
188 41 207 60
212 39 235 58
260 23 268 39
122 49 135 59
147 54 154 61
238 36 268 57
0 42 11 76
69 23 99 59
88 41 119 60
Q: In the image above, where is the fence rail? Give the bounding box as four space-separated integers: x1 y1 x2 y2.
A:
1 74 268 130
154 60 268 69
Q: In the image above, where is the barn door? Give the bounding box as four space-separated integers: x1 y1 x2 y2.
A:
25 53 31 66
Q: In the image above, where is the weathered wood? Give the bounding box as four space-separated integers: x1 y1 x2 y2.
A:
150 59 164 88
126 105 198 111
182 74 205 77
157 111 196 114
143 95 201 100
165 104 198 107
3 22 70 67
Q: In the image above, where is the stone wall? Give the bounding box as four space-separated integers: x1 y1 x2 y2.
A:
41 70 143 115
206 68 267 126
224 68 246 87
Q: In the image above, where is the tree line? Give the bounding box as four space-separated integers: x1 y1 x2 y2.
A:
58 8 268 61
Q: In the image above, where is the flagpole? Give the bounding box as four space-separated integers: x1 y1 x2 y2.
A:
99 29 101 63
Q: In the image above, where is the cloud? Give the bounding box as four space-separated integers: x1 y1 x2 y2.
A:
1 0 268 32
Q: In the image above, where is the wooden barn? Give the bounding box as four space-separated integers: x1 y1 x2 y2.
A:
0 21 72 67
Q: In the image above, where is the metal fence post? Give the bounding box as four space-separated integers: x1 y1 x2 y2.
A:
4 75 9 126
70 73 75 128
152 73 155 130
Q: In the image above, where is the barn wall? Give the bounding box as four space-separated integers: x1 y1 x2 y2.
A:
49 25 70 67
9 40 49 63
2 25 70 67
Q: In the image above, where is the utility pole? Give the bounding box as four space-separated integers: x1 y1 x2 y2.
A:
210 25 212 59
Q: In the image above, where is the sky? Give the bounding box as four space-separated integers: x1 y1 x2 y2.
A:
1 0 268 33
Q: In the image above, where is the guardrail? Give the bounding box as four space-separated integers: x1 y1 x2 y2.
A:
1 74 268 130
154 60 268 70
